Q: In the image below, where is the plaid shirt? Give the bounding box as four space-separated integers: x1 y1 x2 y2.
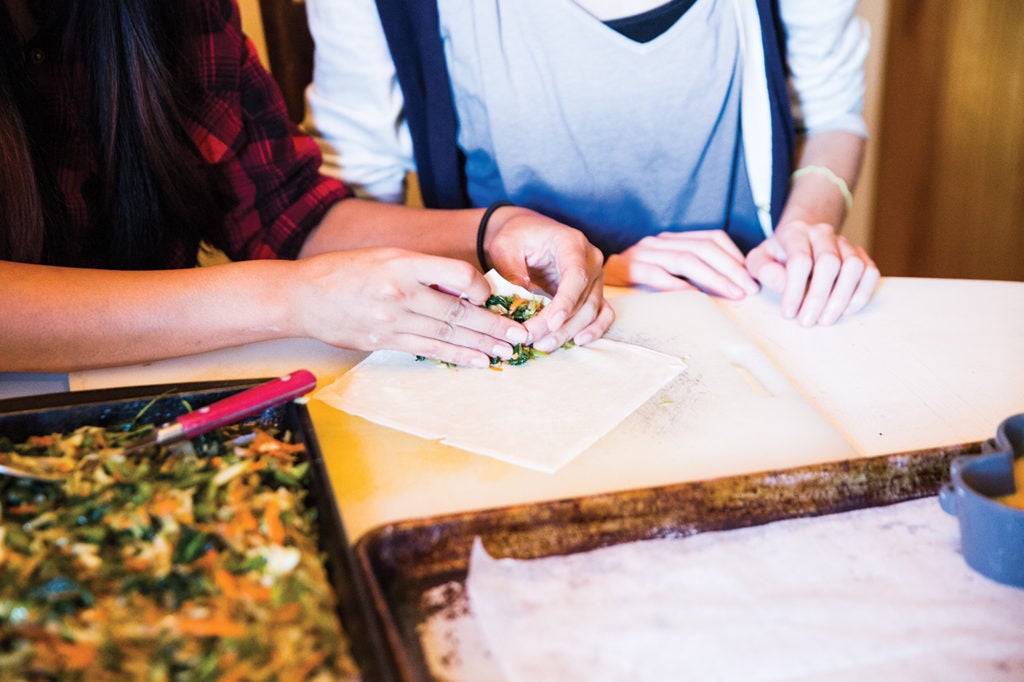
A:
25 0 349 267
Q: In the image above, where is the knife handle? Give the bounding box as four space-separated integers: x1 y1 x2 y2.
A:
173 370 318 440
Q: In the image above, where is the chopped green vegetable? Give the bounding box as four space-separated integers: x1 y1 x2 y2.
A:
417 292 575 367
0 424 360 679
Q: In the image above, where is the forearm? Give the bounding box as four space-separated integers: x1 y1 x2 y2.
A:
779 130 866 229
298 199 483 265
0 260 298 372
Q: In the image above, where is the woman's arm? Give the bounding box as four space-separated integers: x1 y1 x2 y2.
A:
302 200 612 354
1 202 611 373
0 259 300 372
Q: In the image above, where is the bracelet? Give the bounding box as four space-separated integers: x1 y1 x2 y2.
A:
791 165 854 215
476 200 513 272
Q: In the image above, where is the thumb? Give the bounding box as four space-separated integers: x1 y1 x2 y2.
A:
746 241 787 294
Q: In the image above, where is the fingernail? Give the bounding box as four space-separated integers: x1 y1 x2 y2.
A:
470 356 490 369
534 337 558 353
574 332 593 346
506 327 528 344
492 343 511 359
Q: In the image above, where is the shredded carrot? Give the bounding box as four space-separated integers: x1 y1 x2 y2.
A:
252 431 304 458
214 569 239 599
273 601 302 623
233 508 259 534
196 549 220 571
237 577 272 603
53 640 98 669
263 496 285 545
175 616 245 638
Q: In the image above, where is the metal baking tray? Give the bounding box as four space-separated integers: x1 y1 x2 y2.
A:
0 380 397 681
355 440 983 682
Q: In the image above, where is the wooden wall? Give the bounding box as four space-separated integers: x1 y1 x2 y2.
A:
871 2 1024 280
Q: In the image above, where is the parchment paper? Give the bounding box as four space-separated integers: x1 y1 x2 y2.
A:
422 498 1024 681
313 275 685 473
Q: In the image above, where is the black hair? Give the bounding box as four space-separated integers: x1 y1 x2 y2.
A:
0 0 229 268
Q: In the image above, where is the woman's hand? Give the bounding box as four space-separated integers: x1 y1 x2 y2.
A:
297 200 612 363
482 206 614 353
745 219 879 326
292 248 537 368
604 230 761 298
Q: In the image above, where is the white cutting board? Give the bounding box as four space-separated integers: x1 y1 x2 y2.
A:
718 277 1024 457
302 290 857 540
62 279 1024 541
66 289 857 541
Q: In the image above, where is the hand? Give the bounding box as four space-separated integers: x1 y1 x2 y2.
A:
482 206 614 353
745 219 880 326
604 230 761 298
291 248 538 367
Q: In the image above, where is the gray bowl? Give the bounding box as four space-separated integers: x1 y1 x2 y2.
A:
939 413 1024 588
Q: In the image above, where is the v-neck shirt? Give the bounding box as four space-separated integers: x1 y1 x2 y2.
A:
604 0 699 43
437 0 762 255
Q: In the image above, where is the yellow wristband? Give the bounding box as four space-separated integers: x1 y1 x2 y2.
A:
791 165 854 215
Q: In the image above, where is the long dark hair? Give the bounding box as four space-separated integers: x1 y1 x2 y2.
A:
0 0 228 268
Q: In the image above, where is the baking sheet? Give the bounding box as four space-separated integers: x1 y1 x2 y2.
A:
0 381 396 681
465 499 1024 681
355 441 984 682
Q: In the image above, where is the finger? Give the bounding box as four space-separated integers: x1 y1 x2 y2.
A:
406 307 524 364
408 287 528 358
635 237 758 296
779 240 813 321
605 254 701 292
532 292 604 353
521 260 593 344
572 298 617 347
796 229 842 327
846 259 881 316
605 253 693 291
410 256 492 306
653 230 748 262
745 239 787 293
389 333 494 369
528 269 610 352
818 241 866 326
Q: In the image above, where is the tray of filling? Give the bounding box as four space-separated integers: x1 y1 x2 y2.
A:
0 380 395 681
354 440 992 682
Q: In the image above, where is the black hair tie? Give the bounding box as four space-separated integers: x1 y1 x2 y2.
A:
476 201 514 272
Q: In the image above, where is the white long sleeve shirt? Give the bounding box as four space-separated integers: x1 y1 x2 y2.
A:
304 0 869 231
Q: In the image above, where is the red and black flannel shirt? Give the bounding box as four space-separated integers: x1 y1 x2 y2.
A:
23 0 349 267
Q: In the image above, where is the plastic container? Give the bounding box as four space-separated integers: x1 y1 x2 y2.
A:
939 413 1024 588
